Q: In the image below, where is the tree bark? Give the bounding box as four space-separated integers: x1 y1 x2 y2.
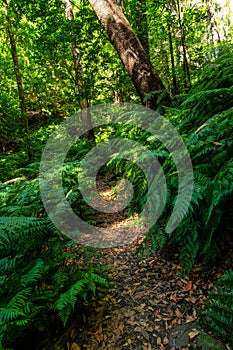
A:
3 0 33 160
62 0 95 140
88 0 167 110
175 0 191 90
206 0 221 45
167 21 178 96
136 0 150 57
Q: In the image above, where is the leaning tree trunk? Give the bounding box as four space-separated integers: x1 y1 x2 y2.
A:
88 0 167 110
62 0 95 140
2 0 33 160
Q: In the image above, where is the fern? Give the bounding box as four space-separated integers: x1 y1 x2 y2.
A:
203 269 233 346
0 193 109 349
20 259 47 287
55 269 109 326
55 279 88 325
192 44 233 92
137 47 233 274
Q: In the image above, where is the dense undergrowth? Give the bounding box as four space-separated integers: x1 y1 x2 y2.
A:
0 45 233 347
203 269 233 347
0 170 109 349
136 45 233 271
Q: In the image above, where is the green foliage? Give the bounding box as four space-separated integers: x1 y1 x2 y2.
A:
0 121 62 183
0 179 43 216
0 179 109 348
203 270 233 346
1 0 233 345
0 93 21 152
179 87 233 134
191 44 233 91
137 46 233 274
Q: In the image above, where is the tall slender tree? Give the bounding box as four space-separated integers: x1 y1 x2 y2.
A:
173 0 191 90
62 0 94 140
136 0 150 57
206 0 221 45
167 20 178 95
2 0 33 160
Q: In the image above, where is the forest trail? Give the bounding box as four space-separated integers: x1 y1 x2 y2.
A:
1 1 233 347
60 241 232 350
51 177 232 350
81 244 201 350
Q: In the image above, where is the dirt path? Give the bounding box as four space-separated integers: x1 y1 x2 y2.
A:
52 176 232 350
65 240 231 350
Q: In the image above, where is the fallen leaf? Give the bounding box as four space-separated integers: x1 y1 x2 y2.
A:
188 329 200 339
194 122 207 134
161 267 166 274
134 326 144 332
185 281 193 291
82 313 87 323
154 309 159 316
127 318 137 326
175 309 183 318
185 296 197 304
96 333 103 342
185 315 197 323
134 303 146 312
119 322 124 332
98 324 102 334
157 336 162 345
70 328 78 340
124 310 136 318
142 330 150 341
71 343 81 350
133 281 142 286
169 294 177 303
181 278 188 284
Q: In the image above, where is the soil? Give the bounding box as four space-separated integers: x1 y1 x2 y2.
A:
48 176 233 350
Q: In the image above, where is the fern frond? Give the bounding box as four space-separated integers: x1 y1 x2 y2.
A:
217 270 233 288
203 269 233 346
55 279 87 325
20 260 47 287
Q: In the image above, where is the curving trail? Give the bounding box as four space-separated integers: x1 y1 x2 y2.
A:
76 242 231 350
51 176 232 350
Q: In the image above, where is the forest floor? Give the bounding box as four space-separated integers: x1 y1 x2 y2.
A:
51 176 233 350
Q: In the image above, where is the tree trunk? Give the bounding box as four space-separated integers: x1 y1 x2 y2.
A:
175 0 191 90
167 21 178 96
3 0 33 160
171 0 190 91
160 45 170 88
115 0 124 12
137 0 150 57
88 0 167 110
62 0 95 140
206 0 221 45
